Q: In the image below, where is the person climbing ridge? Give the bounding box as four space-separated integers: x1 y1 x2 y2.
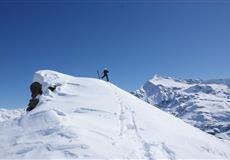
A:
26 82 43 112
101 68 109 82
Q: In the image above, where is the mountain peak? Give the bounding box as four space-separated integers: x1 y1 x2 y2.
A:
0 70 230 159
149 75 188 89
152 74 173 81
133 74 230 141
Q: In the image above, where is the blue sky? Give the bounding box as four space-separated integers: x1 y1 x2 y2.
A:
0 0 230 108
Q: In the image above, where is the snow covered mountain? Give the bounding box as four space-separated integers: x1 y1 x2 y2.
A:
132 75 230 141
1 70 230 159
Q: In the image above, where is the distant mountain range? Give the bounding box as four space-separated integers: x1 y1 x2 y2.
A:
132 75 230 140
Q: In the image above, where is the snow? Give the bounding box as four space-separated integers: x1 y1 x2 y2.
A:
133 75 230 141
149 75 190 89
0 108 24 122
0 70 230 159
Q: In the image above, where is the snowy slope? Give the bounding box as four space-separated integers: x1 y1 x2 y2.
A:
132 75 230 140
0 108 24 122
0 70 230 159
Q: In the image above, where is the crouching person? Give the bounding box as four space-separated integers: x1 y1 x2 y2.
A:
26 82 43 112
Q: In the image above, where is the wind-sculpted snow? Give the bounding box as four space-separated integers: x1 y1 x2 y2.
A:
0 108 24 122
133 75 230 140
0 70 230 159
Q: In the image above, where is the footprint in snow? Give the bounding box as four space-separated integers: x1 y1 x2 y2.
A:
46 144 89 151
64 150 78 158
74 107 110 114
53 109 66 116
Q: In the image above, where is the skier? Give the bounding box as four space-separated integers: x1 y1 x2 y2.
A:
26 82 43 112
101 68 109 82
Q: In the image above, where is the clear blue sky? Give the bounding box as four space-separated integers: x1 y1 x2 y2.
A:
0 0 230 108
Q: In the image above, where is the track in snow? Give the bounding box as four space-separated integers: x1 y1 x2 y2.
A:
109 83 176 160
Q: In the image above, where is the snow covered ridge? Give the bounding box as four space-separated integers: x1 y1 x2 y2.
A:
132 75 230 140
1 70 230 159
